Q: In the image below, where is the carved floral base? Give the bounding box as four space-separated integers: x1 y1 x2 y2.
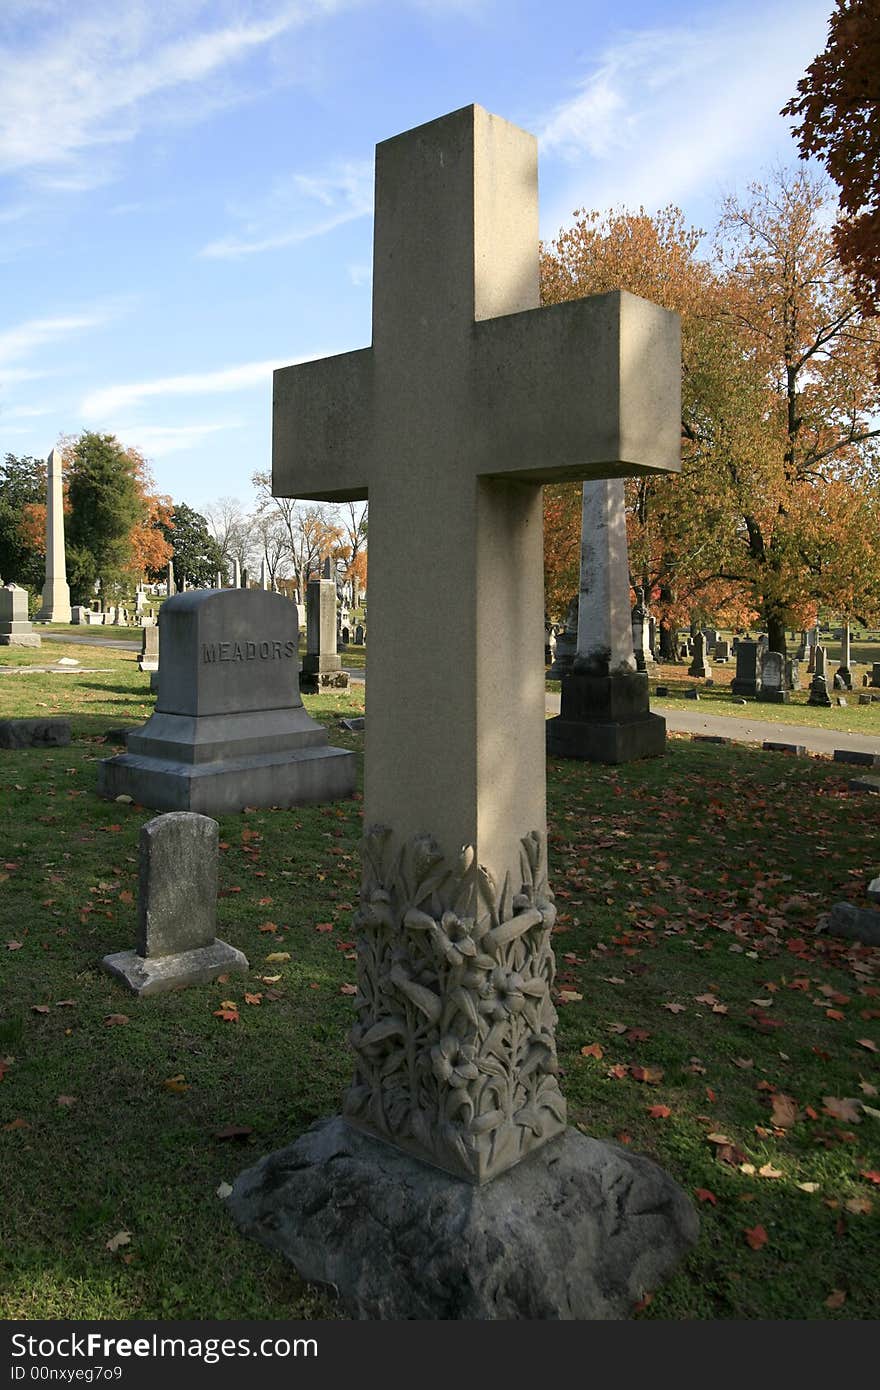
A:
343 825 566 1184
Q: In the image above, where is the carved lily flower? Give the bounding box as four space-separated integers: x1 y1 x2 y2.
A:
479 966 527 1020
434 910 478 967
431 1035 479 1088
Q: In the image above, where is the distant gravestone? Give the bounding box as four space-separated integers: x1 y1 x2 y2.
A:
714 638 731 662
101 812 248 995
36 448 71 624
0 584 40 648
808 645 832 707
70 605 89 625
355 622 365 646
138 623 159 672
301 574 348 692
758 649 788 703
835 621 853 690
785 656 801 691
871 662 880 689
687 631 711 679
731 639 760 697
97 589 355 812
630 587 654 672
546 595 578 678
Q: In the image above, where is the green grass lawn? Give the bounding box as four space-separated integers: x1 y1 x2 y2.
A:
1 649 878 1319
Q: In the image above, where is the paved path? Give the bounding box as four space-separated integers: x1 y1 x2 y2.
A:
38 637 878 757
544 692 879 758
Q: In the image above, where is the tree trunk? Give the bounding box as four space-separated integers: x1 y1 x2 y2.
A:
766 612 787 654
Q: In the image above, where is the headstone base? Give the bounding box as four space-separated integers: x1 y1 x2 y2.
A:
226 1115 698 1321
756 690 790 704
730 679 759 696
102 938 248 996
0 633 41 647
300 670 350 693
546 671 666 764
96 744 356 815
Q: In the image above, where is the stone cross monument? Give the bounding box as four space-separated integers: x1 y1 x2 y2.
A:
36 447 71 623
229 104 694 1318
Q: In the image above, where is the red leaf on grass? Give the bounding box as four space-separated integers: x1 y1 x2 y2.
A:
630 1065 664 1085
695 1188 718 1205
340 984 358 996
2 1117 29 1131
580 1043 604 1059
315 922 334 933
213 1008 239 1022
744 1224 768 1250
214 1124 253 1140
647 1104 671 1119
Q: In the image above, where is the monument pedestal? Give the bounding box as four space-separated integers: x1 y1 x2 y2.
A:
227 1115 698 1320
103 938 247 996
300 652 350 693
547 671 666 764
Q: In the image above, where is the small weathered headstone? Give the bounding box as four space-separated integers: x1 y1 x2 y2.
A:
138 623 159 673
714 638 731 662
757 649 788 704
0 584 40 648
355 622 365 646
101 811 248 995
630 588 654 671
70 605 90 625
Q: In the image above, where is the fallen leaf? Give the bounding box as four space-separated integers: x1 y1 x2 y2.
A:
857 1039 878 1053
56 1095 76 1107
30 1004 50 1015
103 1014 129 1026
758 1163 783 1179
340 984 358 996
605 1022 628 1035
845 1196 873 1215
244 992 263 1006
106 1231 131 1253
695 1188 717 1205
858 1081 877 1096
260 974 281 984
265 952 291 963
744 1224 768 1250
257 922 278 934
214 1124 253 1140
825 1290 847 1310
213 1008 239 1023
162 1075 190 1094
626 1027 650 1042
6 941 22 951
2 1117 29 1131
796 1182 820 1193
632 1292 653 1314
859 1170 880 1185
822 1096 861 1124
663 1002 686 1014
825 1009 845 1022
770 1093 798 1129
607 1063 629 1080
580 1043 604 1059
558 989 583 1003
315 922 334 933
630 1065 663 1085
647 1104 671 1119
695 993 718 1006
706 1132 733 1145
216 1181 233 1199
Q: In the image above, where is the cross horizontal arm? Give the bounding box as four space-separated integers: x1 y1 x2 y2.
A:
273 347 374 502
470 290 681 483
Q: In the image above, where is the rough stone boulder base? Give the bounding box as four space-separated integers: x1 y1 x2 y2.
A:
227 1116 699 1320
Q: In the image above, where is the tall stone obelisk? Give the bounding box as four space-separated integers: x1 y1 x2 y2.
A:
37 447 71 623
546 478 665 762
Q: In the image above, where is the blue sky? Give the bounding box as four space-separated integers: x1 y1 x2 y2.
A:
0 0 833 513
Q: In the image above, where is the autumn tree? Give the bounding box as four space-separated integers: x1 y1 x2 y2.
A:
541 177 880 653
158 502 224 589
0 453 45 589
203 496 255 573
712 168 880 647
783 0 880 324
250 470 348 592
62 433 151 603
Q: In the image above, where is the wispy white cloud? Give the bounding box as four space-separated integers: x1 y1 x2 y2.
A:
0 1 347 189
0 403 52 419
200 159 373 259
538 2 832 234
80 355 323 417
116 421 246 457
0 311 113 366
